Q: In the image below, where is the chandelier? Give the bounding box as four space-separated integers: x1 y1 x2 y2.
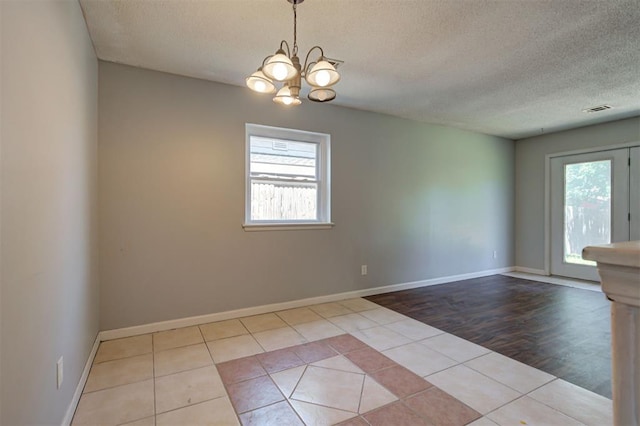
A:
246 0 342 106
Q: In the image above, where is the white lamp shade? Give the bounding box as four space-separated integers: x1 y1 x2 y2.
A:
308 87 336 103
273 85 302 106
246 70 276 94
305 60 340 87
263 53 298 81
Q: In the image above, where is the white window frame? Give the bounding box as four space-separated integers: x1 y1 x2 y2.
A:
243 123 333 231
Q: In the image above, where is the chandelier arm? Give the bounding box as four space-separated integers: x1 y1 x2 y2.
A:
302 46 325 74
278 40 292 57
260 55 274 68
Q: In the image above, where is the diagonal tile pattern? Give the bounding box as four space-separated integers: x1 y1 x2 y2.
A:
312 355 364 374
358 376 397 413
73 297 613 425
239 400 304 425
271 365 307 398
292 365 365 412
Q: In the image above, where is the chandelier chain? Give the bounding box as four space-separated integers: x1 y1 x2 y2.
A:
292 3 298 55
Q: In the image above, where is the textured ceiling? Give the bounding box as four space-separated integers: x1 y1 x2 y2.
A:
79 0 640 139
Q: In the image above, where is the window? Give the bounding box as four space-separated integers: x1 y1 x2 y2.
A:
244 124 332 230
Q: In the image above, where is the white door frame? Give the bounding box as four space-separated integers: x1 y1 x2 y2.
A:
544 141 640 277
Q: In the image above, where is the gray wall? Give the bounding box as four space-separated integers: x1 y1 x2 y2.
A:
99 62 515 330
515 116 640 271
1 1 99 424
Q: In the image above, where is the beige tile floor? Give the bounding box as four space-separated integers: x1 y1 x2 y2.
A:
72 298 613 425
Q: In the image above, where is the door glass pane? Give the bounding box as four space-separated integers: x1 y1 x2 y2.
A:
564 160 611 266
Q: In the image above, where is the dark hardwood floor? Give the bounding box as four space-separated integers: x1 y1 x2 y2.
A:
366 274 612 398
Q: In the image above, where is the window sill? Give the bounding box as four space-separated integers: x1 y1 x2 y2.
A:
242 222 335 232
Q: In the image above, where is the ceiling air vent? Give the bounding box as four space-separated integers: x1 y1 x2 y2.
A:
325 57 344 70
272 140 288 151
582 104 613 113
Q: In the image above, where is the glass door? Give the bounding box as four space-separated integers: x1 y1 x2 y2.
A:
550 148 631 281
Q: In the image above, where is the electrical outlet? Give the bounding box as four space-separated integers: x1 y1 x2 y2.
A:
493 250 497 259
361 265 367 275
57 357 63 389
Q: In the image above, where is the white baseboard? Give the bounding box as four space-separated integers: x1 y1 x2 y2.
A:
61 333 100 426
66 267 514 422
513 266 547 275
505 270 602 292
100 267 514 341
